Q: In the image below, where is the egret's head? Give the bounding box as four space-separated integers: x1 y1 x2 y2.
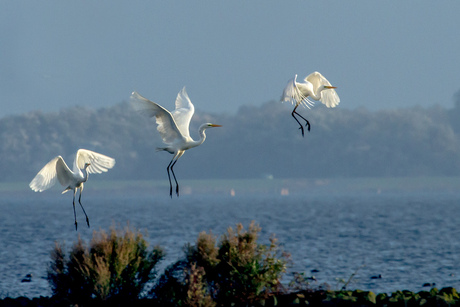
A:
200 123 222 132
84 162 91 169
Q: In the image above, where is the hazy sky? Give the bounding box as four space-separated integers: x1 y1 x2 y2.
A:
1 1 460 118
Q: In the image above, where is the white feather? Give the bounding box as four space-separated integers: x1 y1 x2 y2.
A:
130 88 221 197
281 71 340 108
29 149 115 192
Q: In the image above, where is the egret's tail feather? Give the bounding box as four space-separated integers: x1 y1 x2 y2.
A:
300 97 315 109
156 147 175 154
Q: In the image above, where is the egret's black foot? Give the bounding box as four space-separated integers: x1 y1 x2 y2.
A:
298 126 305 137
86 218 90 228
75 222 78 231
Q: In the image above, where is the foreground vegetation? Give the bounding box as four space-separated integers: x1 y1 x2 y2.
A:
2 287 460 307
1 223 459 306
47 225 164 304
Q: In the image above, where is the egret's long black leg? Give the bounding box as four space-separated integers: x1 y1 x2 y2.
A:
291 106 311 137
291 108 305 137
170 159 179 197
293 111 311 132
167 159 174 198
72 190 78 231
78 190 90 228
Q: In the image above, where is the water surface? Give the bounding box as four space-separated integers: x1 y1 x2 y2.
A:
1 188 459 298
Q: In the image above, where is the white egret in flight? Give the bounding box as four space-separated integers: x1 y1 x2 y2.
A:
29 149 115 230
281 71 340 136
130 87 221 197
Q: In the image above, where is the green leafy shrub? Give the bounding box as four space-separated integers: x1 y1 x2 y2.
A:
434 287 459 306
47 225 164 304
212 222 289 304
373 287 460 306
153 221 289 306
184 263 216 307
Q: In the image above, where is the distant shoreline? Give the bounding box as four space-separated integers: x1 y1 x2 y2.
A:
4 176 460 195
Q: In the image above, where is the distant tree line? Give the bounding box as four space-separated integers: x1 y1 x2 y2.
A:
1 98 460 182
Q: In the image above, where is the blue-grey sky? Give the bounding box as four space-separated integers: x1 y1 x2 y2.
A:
1 1 460 118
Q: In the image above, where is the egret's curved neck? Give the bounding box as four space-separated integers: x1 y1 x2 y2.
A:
190 124 209 148
300 83 323 101
310 86 324 101
82 167 90 182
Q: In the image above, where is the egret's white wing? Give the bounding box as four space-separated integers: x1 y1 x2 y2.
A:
320 88 340 108
55 157 75 187
75 149 116 174
281 75 301 103
130 91 183 144
29 156 73 192
171 87 194 138
280 75 313 109
305 72 340 108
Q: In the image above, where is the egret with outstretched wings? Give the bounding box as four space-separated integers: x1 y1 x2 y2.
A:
130 87 221 197
281 71 340 136
29 149 115 230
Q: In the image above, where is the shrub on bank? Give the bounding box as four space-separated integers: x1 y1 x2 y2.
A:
153 221 290 306
3 287 460 306
47 225 164 304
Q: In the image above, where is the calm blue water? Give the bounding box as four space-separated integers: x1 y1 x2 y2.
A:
1 189 460 298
